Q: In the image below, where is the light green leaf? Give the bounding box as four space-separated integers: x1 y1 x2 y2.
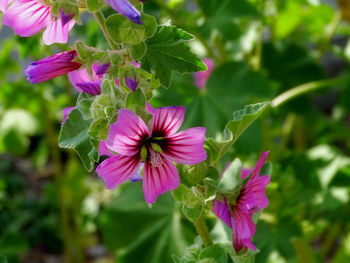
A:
105 14 146 44
199 244 227 263
206 102 270 164
87 0 104 12
58 109 98 172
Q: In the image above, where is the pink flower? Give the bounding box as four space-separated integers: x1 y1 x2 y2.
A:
194 58 214 90
96 107 207 203
2 0 75 45
25 50 82 83
68 63 103 96
0 0 14 12
212 152 270 253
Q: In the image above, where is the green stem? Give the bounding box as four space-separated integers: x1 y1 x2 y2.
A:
93 11 120 50
271 76 348 108
193 216 213 247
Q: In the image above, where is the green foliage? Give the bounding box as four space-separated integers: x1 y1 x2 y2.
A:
206 102 270 165
141 26 207 87
99 183 197 263
58 109 98 172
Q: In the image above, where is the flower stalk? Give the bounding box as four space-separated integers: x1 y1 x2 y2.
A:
271 76 349 108
193 216 213 247
93 10 120 50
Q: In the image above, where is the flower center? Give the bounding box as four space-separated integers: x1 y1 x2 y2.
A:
149 150 163 168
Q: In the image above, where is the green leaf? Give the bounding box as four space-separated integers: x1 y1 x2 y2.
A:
58 109 97 172
100 183 197 263
125 88 146 109
129 42 147 61
142 13 158 38
87 0 104 12
199 244 227 263
206 102 270 164
182 204 203 223
105 14 146 44
152 62 274 137
141 25 207 87
197 0 258 41
77 93 94 120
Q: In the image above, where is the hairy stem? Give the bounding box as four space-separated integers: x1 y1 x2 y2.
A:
94 11 120 50
193 216 213 247
271 76 348 108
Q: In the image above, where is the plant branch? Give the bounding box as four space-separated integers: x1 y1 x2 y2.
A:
193 216 213 247
271 76 348 108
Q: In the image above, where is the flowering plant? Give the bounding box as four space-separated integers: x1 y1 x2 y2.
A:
0 0 274 262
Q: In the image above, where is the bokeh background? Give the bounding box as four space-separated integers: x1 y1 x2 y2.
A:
1 0 350 262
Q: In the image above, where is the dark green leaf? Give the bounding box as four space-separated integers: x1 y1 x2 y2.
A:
141 26 207 87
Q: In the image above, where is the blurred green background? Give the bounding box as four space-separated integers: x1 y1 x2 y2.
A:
1 0 350 262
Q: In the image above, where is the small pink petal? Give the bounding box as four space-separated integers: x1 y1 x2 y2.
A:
42 16 75 45
212 199 232 228
151 107 185 137
241 168 252 180
106 109 149 156
245 175 270 210
2 0 50 37
251 151 269 180
61 106 76 125
143 156 180 204
68 64 101 93
96 155 141 189
99 141 113 157
163 127 207 165
146 102 155 115
194 58 214 90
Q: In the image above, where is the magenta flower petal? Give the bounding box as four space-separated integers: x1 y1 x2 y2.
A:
25 50 82 83
68 64 102 95
2 0 50 37
99 141 113 157
105 0 142 24
163 127 207 165
194 58 214 90
106 109 149 156
76 82 102 96
232 209 256 252
245 175 270 210
96 63 111 75
237 188 256 211
241 168 252 180
61 106 76 125
42 16 75 45
212 199 232 228
251 151 269 180
125 76 139 92
143 155 180 203
146 102 155 115
96 155 141 189
151 107 185 137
